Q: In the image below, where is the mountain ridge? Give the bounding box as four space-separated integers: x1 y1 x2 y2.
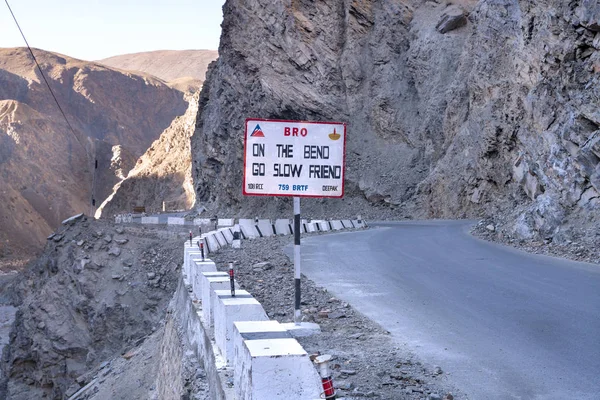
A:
0 47 188 269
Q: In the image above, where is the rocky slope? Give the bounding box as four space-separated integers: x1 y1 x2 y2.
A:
0 48 187 267
191 0 600 247
97 93 199 216
99 50 219 93
0 216 186 399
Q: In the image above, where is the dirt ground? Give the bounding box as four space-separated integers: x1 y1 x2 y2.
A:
212 233 460 400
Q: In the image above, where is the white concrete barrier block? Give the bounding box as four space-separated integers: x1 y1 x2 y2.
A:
330 220 344 230
193 218 211 226
184 249 203 278
233 321 293 399
274 219 292 235
306 223 317 233
190 259 216 298
205 234 220 253
183 242 202 274
141 216 159 224
353 219 365 228
237 338 322 400
257 219 274 237
214 290 268 365
314 220 330 232
342 220 353 229
214 231 228 247
239 219 259 239
201 273 239 327
218 218 235 227
167 217 185 225
219 228 234 244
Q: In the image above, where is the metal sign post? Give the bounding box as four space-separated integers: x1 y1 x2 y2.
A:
293 197 301 325
242 118 346 326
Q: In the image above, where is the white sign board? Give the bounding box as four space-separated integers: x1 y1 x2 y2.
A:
243 119 346 198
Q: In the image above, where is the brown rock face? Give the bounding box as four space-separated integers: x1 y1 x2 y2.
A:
0 48 187 267
97 93 199 216
191 0 599 241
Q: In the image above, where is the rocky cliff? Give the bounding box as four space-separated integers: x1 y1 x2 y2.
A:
0 48 187 268
191 0 600 244
97 93 199 216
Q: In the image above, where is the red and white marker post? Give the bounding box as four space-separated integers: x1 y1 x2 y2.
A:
314 354 336 399
229 262 235 297
198 240 205 261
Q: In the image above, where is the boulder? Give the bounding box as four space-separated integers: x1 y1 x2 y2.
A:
578 0 600 32
436 5 467 34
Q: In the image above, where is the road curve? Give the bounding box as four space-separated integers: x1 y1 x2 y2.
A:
296 221 600 400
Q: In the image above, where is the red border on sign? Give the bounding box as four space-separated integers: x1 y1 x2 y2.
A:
242 118 347 198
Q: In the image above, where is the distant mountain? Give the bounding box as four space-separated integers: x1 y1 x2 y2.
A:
0 47 187 269
98 50 218 86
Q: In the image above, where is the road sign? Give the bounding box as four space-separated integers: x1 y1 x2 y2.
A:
243 118 346 198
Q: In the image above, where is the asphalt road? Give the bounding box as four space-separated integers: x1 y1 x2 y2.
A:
297 221 600 400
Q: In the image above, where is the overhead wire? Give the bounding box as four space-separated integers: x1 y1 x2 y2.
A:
4 0 98 215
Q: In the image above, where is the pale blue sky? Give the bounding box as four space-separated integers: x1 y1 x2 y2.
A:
0 0 225 60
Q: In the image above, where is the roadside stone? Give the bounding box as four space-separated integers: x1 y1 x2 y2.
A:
64 384 80 398
104 235 112 243
252 261 273 270
112 274 121 280
436 5 467 34
115 239 128 245
434 365 443 375
577 0 600 31
72 261 83 274
147 272 156 279
77 240 85 246
37 322 45 330
61 213 84 226
486 224 496 232
108 247 121 257
340 369 357 376
52 234 64 242
428 394 442 400
336 380 355 390
443 394 454 400
328 311 347 319
115 227 124 234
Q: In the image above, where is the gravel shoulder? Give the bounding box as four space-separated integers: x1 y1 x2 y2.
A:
212 232 459 400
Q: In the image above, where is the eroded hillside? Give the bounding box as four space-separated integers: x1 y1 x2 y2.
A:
0 48 187 268
191 0 600 245
97 93 200 216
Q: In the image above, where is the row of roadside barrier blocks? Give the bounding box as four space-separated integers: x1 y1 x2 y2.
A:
157 218 366 255
141 216 364 235
182 238 324 399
